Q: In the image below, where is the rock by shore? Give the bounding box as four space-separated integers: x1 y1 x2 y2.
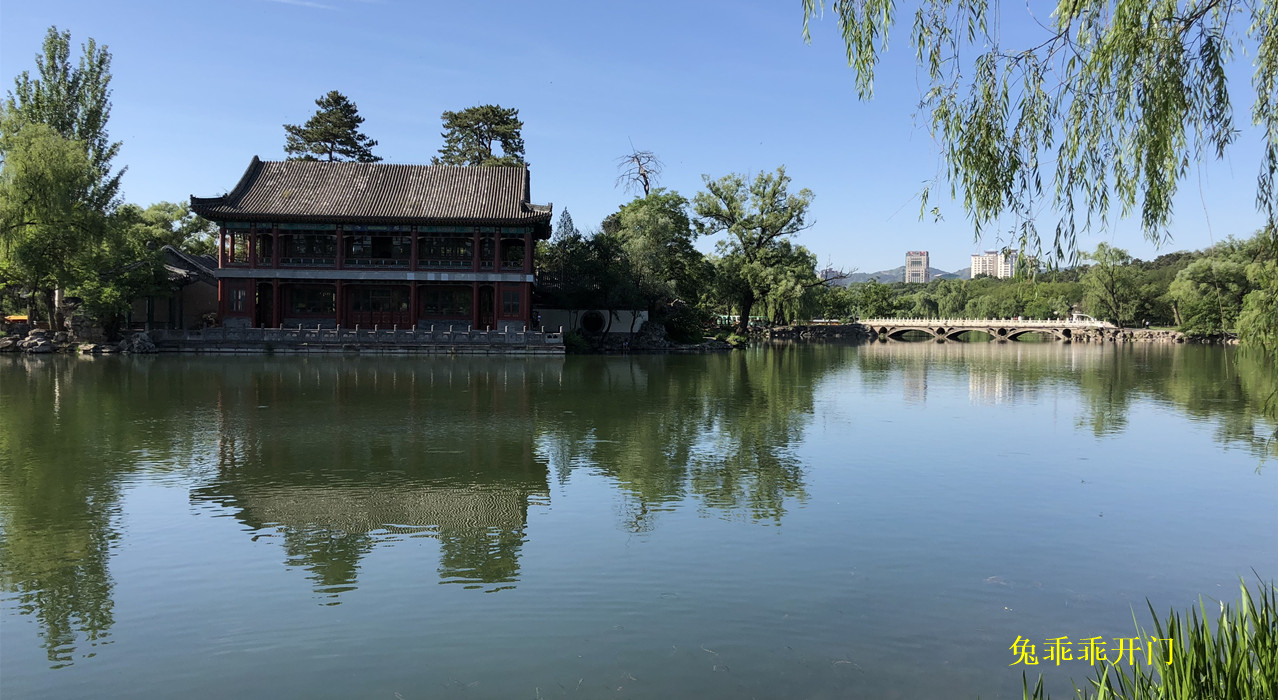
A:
1070 327 1234 344
0 329 158 355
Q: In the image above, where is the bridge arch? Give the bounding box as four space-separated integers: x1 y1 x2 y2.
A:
884 327 938 341
944 329 995 342
1007 328 1065 342
859 318 1100 343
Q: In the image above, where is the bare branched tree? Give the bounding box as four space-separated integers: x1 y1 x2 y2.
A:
615 149 663 198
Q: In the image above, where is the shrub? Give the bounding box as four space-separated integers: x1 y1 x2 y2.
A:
1019 581 1277 700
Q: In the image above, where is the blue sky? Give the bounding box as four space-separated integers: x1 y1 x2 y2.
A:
1 1 1269 273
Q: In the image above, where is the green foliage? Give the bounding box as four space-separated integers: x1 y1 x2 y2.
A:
1236 226 1278 367
561 330 591 354
0 117 106 322
68 206 167 330
662 302 714 343
810 283 858 320
536 228 644 312
129 201 217 256
802 1 1277 260
851 279 896 317
433 104 525 167
283 90 381 163
693 167 819 330
1020 581 1278 700
5 26 122 212
553 208 579 242
1170 255 1251 335
0 111 206 329
610 189 708 309
1082 243 1139 326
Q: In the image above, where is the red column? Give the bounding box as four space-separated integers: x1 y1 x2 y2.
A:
335 226 344 270
493 283 501 329
249 225 257 269
409 283 419 328
272 280 282 328
218 227 226 267
409 227 419 271
523 233 532 272
471 284 479 329
471 228 480 271
335 281 344 327
217 279 225 322
272 225 280 268
249 280 259 327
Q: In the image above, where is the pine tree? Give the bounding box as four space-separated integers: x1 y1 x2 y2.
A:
433 104 525 167
283 91 381 163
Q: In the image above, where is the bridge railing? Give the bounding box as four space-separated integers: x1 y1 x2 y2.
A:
855 318 1109 329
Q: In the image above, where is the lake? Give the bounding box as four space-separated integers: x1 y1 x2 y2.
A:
1 343 1275 699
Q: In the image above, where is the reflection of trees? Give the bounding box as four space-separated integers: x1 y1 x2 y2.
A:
1153 349 1277 461
190 358 554 595
0 357 205 666
1077 346 1276 456
539 346 829 528
853 341 1277 460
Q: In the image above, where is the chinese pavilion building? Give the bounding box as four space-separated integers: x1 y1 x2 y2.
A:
191 157 551 332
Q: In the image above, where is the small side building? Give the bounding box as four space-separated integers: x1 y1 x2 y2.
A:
129 245 219 330
190 157 552 332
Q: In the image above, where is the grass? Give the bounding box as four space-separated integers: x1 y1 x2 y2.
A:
1021 581 1277 700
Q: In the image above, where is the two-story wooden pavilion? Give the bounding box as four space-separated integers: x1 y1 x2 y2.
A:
191 157 552 331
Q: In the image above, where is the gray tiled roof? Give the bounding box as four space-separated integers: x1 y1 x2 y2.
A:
191 157 552 228
160 245 217 285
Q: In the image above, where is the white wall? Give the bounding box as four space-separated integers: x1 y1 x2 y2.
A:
536 309 649 335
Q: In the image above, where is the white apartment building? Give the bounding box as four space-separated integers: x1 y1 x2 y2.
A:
905 250 930 283
970 250 1018 279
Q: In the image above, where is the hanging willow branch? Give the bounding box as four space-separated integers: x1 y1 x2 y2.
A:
803 0 1277 262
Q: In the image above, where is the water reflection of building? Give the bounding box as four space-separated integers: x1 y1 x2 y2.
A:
196 358 556 595
968 366 1018 405
902 363 928 404
197 481 548 594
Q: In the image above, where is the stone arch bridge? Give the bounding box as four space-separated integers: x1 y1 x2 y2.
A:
856 318 1111 342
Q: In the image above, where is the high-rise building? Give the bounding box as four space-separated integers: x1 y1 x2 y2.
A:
905 250 930 283
970 250 1018 279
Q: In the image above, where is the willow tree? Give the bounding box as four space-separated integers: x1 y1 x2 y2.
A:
6 26 122 213
803 0 1278 358
0 119 106 324
802 0 1277 251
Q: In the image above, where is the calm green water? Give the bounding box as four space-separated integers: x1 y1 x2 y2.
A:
1 343 1275 699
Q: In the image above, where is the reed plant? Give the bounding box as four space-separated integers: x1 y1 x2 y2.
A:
1023 581 1277 700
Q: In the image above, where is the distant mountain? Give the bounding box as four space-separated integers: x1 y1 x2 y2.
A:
838 266 968 284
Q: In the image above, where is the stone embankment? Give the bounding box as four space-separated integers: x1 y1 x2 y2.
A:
1070 328 1233 345
754 324 877 342
0 329 158 355
581 321 732 353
